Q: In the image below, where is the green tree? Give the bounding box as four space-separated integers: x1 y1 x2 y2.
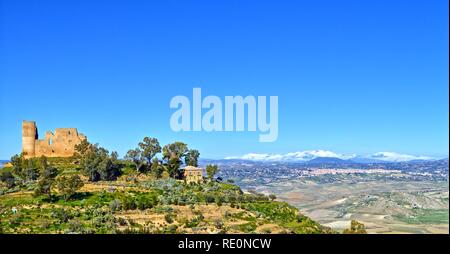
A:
206 164 219 180
163 142 188 160
10 154 24 178
74 139 92 159
56 175 84 201
269 194 276 201
139 137 161 165
111 151 119 163
97 148 120 181
162 142 188 178
125 148 145 173
81 148 102 181
151 158 164 179
78 144 120 181
34 166 58 199
20 157 40 181
185 149 200 167
165 157 182 178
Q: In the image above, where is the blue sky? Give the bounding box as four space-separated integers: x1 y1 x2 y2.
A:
0 0 448 160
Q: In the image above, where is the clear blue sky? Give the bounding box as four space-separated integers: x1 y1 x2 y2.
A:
0 0 448 159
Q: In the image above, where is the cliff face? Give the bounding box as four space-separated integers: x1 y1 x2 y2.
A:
22 121 87 158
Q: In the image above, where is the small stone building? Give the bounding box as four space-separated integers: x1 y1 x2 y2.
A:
183 166 203 184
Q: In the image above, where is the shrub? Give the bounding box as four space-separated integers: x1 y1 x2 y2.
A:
205 194 214 203
51 208 73 223
164 213 174 224
120 195 137 210
136 194 157 210
67 219 84 234
109 199 121 213
184 213 203 228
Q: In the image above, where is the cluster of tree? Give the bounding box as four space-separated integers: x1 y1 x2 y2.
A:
33 156 84 200
34 156 58 199
0 155 53 189
0 154 84 201
0 154 44 188
74 140 121 182
125 137 201 179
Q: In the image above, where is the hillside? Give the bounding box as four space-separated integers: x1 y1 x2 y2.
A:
0 157 335 234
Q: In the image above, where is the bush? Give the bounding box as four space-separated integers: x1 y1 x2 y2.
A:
136 194 157 210
67 219 84 234
120 195 137 210
184 213 203 228
236 222 257 233
215 196 223 207
205 194 214 203
164 213 174 224
51 208 73 223
109 199 121 213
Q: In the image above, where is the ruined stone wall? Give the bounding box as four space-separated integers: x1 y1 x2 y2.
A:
22 121 87 159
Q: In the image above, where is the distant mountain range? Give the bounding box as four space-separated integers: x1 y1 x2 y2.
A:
306 157 349 164
223 150 443 163
306 157 437 164
201 156 448 166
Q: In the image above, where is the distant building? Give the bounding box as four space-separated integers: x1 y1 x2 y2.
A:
183 166 203 184
22 121 87 159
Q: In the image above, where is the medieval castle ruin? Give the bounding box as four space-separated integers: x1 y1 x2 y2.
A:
22 121 87 159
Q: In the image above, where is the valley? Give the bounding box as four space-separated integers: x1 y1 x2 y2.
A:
258 176 448 234
212 159 449 234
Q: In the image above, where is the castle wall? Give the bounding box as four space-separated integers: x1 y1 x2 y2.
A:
22 121 87 158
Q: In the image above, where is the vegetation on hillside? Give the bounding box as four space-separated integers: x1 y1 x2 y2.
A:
0 137 360 234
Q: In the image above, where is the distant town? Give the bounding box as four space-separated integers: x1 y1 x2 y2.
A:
201 159 449 188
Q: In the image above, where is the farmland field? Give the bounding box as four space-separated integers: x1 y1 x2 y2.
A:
252 174 449 234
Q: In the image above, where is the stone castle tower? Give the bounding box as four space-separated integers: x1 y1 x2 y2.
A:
22 121 87 159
